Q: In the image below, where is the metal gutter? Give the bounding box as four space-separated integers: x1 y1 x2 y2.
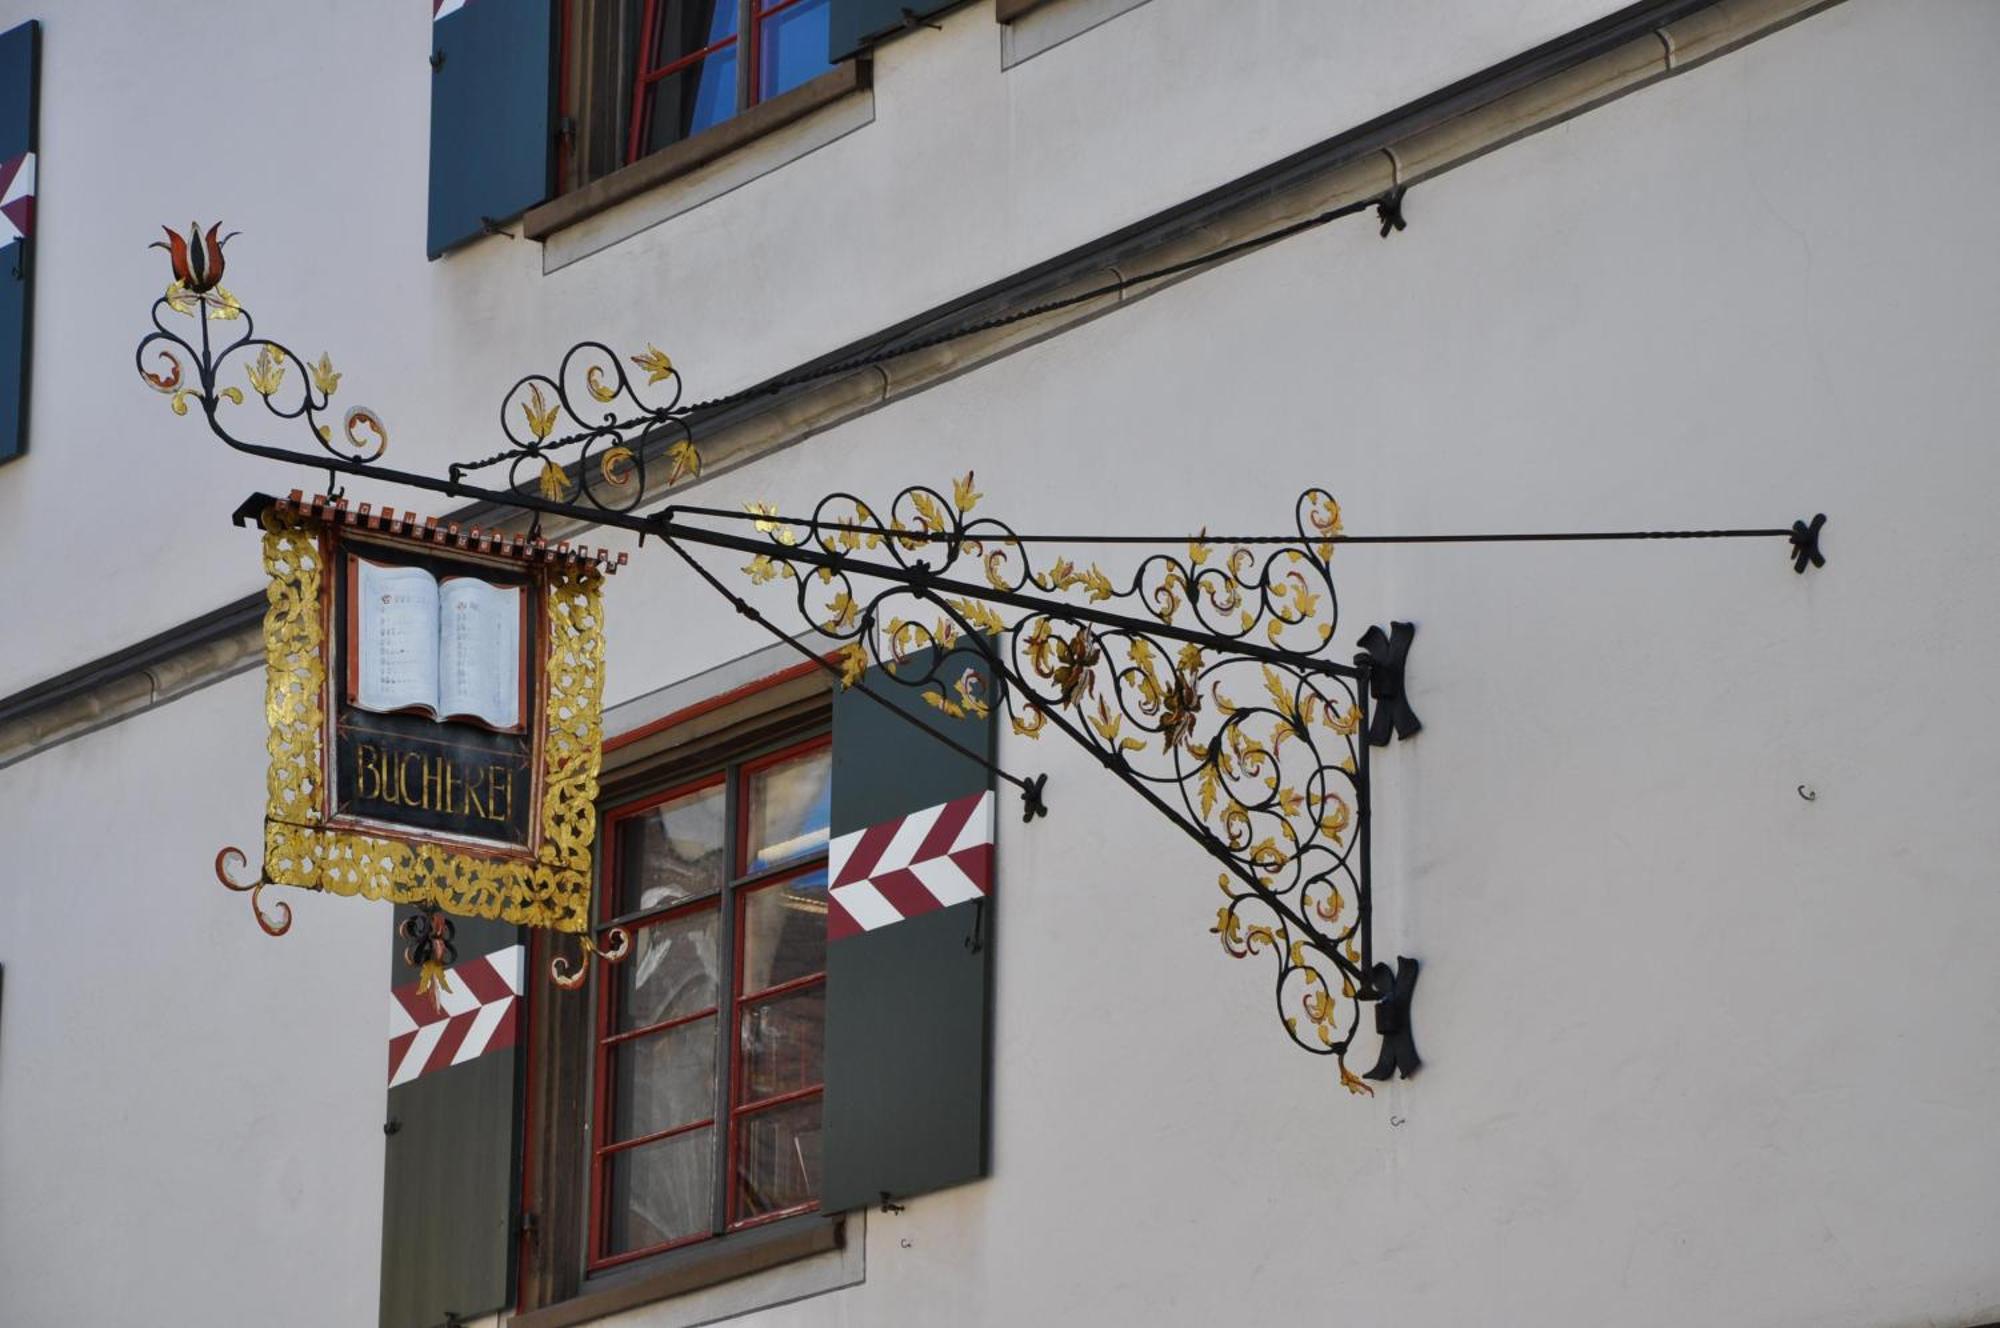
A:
0 0 1845 770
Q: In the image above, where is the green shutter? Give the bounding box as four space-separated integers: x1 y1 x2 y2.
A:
827 0 970 62
381 909 526 1328
821 647 998 1214
0 19 40 465
427 0 555 259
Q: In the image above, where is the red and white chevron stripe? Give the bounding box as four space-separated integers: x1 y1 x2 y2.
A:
828 791 994 940
0 153 33 248
387 943 524 1086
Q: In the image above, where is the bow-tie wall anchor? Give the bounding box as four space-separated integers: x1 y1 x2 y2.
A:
1357 621 1420 746
1362 957 1421 1080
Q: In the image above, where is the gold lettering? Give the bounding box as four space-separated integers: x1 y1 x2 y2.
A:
441 759 461 818
491 765 515 825
355 745 382 801
398 753 424 807
421 755 445 812
463 761 488 822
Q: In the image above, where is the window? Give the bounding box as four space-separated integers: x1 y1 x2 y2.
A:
560 0 837 195
591 736 833 1269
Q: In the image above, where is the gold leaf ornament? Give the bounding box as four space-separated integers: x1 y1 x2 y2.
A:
837 642 869 688
746 502 799 547
538 459 569 501
585 365 620 403
952 471 982 514
310 352 341 398
523 383 560 442
631 345 675 385
245 345 287 397
665 439 701 485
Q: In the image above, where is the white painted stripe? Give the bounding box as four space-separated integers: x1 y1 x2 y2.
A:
434 968 482 1018
949 791 995 854
454 998 512 1065
490 943 527 996
391 1022 445 1087
433 0 468 21
876 803 940 875
830 879 902 931
388 994 419 1039
909 856 983 908
1 153 33 206
828 825 867 883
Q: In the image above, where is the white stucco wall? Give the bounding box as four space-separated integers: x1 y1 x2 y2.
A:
4 1 1999 1326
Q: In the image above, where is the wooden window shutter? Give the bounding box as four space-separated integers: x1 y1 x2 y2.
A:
381 909 527 1328
427 0 556 259
0 19 39 465
827 0 968 62
820 649 998 1214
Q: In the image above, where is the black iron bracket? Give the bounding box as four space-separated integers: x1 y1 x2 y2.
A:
142 233 1823 1089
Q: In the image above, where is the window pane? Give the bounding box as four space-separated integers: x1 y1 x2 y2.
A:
757 0 833 102
739 868 828 996
618 906 719 1032
611 1017 717 1142
616 783 725 916
745 746 831 872
739 982 824 1104
641 46 737 155
608 1126 715 1254
734 1095 822 1222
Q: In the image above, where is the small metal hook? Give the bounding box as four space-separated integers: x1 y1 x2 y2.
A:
1797 784 1817 802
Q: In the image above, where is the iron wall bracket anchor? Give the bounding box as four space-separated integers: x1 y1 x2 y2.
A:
1362 956 1421 1080
1789 513 1827 574
1357 621 1420 745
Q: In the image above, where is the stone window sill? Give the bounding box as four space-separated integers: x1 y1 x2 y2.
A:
522 61 869 244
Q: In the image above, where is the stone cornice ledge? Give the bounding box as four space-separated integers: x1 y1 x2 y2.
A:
0 0 1843 772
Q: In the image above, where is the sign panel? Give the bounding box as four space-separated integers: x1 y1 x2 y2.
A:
251 493 618 932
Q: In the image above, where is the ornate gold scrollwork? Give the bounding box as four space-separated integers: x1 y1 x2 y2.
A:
248 508 607 931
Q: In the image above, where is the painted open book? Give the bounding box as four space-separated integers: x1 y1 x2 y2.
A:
348 556 528 732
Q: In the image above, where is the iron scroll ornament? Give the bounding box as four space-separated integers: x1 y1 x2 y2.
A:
136 231 1827 1087
723 481 1393 1084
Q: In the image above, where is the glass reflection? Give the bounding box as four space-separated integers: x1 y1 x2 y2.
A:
617 783 725 916
619 907 719 1032
739 869 828 995
609 1127 715 1253
745 747 831 873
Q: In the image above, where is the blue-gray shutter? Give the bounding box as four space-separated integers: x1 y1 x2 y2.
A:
0 19 39 465
821 648 997 1214
380 909 526 1328
827 0 970 62
427 0 555 259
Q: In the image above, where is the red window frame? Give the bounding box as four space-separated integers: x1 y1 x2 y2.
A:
588 735 830 1271
626 0 824 165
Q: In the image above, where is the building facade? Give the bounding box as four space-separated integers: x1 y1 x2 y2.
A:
3 1 1998 1325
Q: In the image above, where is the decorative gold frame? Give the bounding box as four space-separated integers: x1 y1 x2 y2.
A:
254 507 606 932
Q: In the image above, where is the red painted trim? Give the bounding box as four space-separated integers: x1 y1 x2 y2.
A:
587 686 831 1268
597 1114 717 1160
731 1081 822 1119
601 1000 720 1049
604 658 825 753
635 31 738 88
736 966 824 1008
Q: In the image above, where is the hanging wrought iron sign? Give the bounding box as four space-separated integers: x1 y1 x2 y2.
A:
138 219 1825 1087
216 491 619 938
